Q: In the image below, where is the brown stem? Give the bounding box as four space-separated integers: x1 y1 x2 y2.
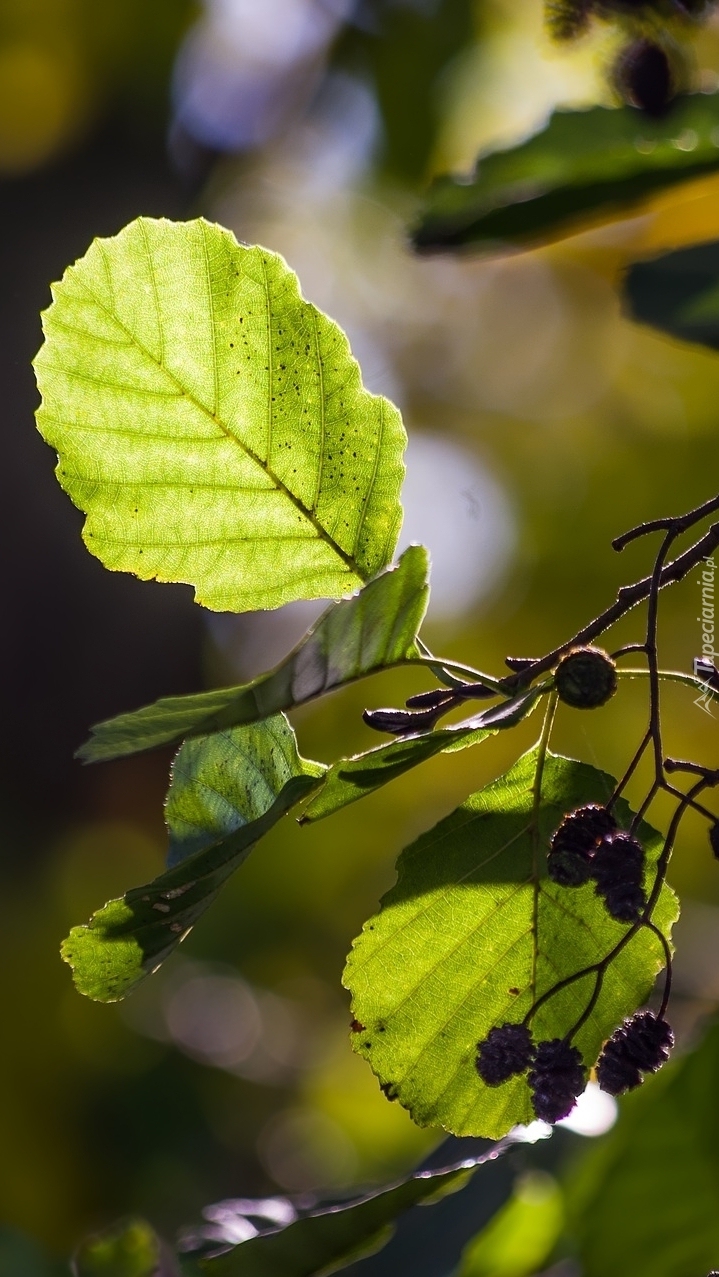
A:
510 519 719 688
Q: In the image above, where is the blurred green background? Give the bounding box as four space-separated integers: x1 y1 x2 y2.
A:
3 0 719 1271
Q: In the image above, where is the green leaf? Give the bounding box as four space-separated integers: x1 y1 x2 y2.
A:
569 1020 719 1277
299 725 495 824
165 715 324 868
34 216 405 611
413 96 719 255
456 1170 563 1277
177 1143 511 1277
344 748 677 1139
624 238 719 351
298 688 545 825
73 1218 161 1277
77 546 433 763
62 716 323 1001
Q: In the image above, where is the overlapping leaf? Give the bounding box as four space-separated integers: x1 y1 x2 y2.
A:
299 725 494 823
299 688 544 824
345 748 677 1139
77 546 434 763
177 1142 512 1277
34 216 406 611
413 95 719 254
624 238 719 351
62 716 324 1001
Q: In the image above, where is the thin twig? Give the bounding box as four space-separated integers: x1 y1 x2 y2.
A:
660 780 717 822
608 726 652 812
611 644 648 660
530 694 559 1007
509 519 719 688
612 492 719 552
644 919 673 1020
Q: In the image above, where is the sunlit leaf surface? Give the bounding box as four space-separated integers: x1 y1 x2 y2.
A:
77 546 431 763
345 749 677 1139
413 95 719 254
298 688 545 824
299 724 495 823
62 717 323 1001
35 216 406 610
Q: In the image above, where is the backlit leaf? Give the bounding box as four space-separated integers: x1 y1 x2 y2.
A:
298 688 545 825
35 216 405 611
413 96 719 255
62 716 323 1001
77 546 434 763
299 724 495 824
344 748 677 1139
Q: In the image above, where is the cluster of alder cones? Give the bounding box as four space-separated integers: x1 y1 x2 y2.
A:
476 1012 674 1122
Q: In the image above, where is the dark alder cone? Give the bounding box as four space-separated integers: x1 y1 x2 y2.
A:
548 805 617 887
551 804 617 855
622 1010 674 1071
600 877 646 922
476 1023 535 1086
547 848 593 886
555 647 618 710
615 40 675 116
592 830 646 922
596 1038 642 1094
710 822 719 860
528 1038 586 1123
596 1011 674 1095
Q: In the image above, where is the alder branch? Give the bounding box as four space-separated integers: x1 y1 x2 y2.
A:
509 513 719 688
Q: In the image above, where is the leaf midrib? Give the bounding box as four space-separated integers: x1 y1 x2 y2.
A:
58 256 367 581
